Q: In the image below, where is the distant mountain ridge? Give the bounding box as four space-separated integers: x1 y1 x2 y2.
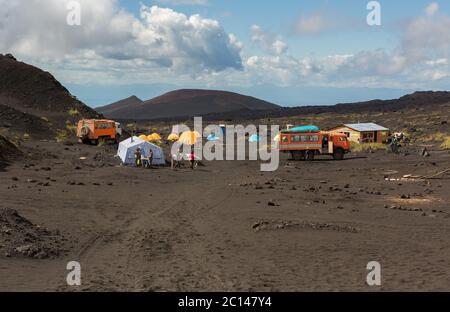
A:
199 91 450 121
97 89 450 122
97 89 280 120
98 95 143 116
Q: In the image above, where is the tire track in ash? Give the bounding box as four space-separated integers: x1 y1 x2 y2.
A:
133 172 239 291
66 166 240 291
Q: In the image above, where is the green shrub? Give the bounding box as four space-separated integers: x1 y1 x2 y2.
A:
55 130 68 143
350 142 388 152
420 132 447 142
68 108 79 116
441 136 450 150
66 121 77 133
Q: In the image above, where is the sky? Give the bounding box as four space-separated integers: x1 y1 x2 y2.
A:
0 0 449 107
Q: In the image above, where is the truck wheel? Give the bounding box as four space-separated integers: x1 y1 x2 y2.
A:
80 126 90 137
333 148 344 160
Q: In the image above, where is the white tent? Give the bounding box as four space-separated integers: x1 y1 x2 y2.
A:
117 137 165 166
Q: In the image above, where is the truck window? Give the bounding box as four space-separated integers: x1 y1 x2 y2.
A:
310 135 319 142
282 135 289 143
301 135 308 142
292 135 301 142
97 123 112 129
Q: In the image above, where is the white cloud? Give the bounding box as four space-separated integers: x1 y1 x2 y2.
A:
251 25 287 56
157 0 208 6
0 1 242 74
426 58 449 66
245 3 450 89
293 11 354 35
425 2 439 17
1 1 449 92
294 12 325 35
402 3 450 63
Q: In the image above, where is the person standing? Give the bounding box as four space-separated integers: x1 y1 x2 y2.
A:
134 147 142 167
189 146 196 170
148 148 154 168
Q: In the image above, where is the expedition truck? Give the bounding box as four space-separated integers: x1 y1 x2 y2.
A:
76 119 121 145
279 130 350 160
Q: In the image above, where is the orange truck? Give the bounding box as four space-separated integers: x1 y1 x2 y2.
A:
76 119 121 145
279 129 350 160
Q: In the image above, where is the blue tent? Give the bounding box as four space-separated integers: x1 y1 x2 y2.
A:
207 134 220 141
288 125 320 132
249 134 261 143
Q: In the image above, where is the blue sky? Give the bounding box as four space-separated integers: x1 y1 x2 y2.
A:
1 0 449 107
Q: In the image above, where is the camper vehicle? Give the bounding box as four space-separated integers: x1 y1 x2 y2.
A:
77 119 120 145
279 129 350 160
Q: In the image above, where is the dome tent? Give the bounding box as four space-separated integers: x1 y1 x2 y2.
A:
167 133 179 141
150 133 162 141
249 134 261 143
207 134 220 141
117 137 165 166
139 134 149 141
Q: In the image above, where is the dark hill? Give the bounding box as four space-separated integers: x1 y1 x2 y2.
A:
0 54 100 116
0 134 21 167
97 89 280 120
0 54 102 138
98 96 143 116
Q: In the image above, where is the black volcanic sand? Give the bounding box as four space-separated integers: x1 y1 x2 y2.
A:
0 208 65 259
0 139 449 291
0 135 21 168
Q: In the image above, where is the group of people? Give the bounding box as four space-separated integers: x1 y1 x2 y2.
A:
387 133 407 154
171 145 197 170
134 147 154 168
134 145 196 170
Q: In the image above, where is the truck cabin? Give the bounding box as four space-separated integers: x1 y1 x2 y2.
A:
77 119 118 144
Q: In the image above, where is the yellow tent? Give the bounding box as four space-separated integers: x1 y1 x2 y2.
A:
139 134 149 141
178 131 201 145
151 133 162 141
167 133 179 141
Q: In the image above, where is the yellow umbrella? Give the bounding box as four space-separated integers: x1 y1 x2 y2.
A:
167 133 179 141
147 134 156 142
178 131 201 145
151 133 162 141
139 134 148 141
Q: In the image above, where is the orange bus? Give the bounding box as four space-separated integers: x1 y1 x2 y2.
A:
279 130 350 160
